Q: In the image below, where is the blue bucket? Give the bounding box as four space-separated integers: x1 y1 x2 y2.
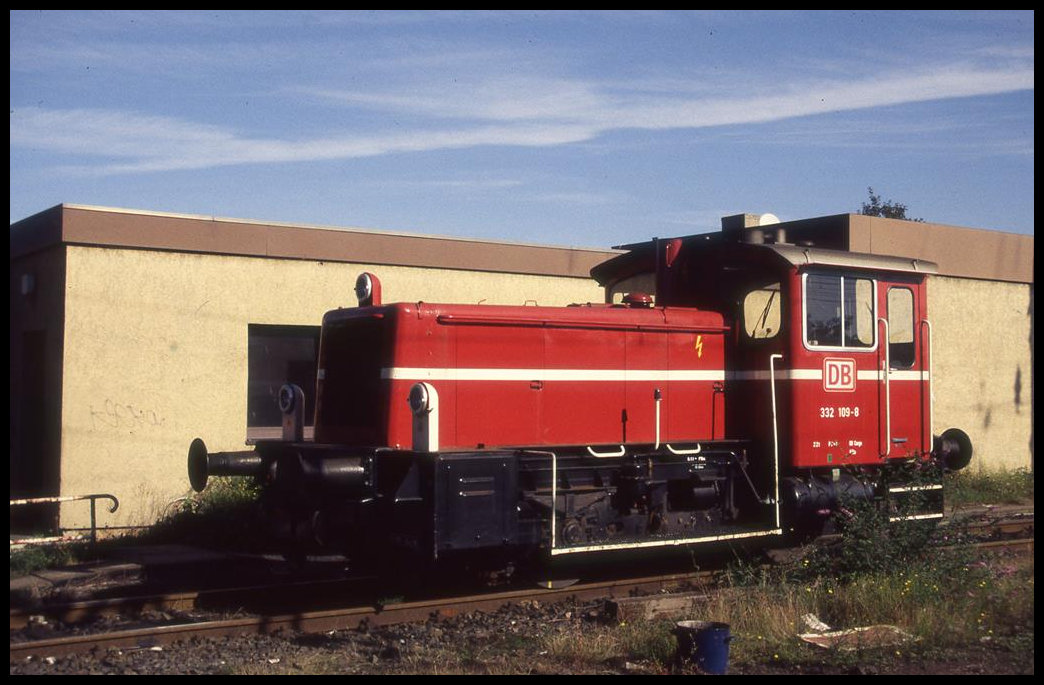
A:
674 620 731 674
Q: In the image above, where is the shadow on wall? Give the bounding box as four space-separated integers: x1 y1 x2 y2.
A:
1029 286 1034 472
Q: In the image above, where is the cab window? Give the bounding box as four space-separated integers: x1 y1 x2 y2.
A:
804 273 875 349
887 287 915 368
742 283 781 339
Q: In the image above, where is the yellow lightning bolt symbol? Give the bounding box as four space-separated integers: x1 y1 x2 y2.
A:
695 335 703 358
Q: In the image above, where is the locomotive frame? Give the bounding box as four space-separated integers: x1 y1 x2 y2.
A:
188 226 972 570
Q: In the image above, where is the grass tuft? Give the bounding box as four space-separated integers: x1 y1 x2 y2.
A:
944 467 1034 506
140 477 269 551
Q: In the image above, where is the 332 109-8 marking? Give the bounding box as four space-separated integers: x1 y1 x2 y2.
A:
818 405 861 418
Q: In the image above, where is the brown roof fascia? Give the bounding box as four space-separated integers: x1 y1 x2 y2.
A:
766 213 1032 284
846 214 1033 284
11 205 1031 284
10 204 619 279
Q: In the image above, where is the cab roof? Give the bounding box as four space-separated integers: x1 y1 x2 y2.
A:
591 232 938 287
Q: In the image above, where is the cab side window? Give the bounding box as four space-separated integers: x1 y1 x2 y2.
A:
742 283 781 339
804 273 875 349
887 288 915 368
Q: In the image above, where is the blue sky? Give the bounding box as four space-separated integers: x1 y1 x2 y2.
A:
10 10 1034 248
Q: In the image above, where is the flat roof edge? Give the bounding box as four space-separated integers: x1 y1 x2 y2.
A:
11 204 620 279
11 206 1031 284
43 203 620 254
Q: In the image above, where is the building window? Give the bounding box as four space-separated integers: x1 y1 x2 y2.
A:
247 324 320 440
803 273 875 350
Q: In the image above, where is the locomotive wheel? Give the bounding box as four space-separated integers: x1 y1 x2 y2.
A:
561 518 585 545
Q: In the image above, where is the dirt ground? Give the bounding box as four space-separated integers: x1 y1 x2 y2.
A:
11 596 1034 676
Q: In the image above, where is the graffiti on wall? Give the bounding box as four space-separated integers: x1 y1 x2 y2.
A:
89 399 165 432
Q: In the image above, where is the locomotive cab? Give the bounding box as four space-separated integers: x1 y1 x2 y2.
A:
598 229 973 535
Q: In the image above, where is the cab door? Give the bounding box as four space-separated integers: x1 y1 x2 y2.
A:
791 270 880 469
724 273 790 529
878 281 928 459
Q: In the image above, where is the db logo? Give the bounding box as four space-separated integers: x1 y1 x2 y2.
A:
824 358 856 392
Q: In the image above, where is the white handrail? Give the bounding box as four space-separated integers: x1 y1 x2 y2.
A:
666 443 702 455
879 317 891 457
551 451 557 549
586 445 626 457
920 319 933 451
524 450 561 550
654 389 662 450
769 353 783 525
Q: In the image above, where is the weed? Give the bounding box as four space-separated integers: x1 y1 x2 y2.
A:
9 543 80 578
944 467 1034 506
711 467 1035 673
142 477 269 551
538 618 675 672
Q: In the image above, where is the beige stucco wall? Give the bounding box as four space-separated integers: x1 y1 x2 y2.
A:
928 276 1033 473
59 245 605 530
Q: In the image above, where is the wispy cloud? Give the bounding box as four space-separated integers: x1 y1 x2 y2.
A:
312 62 1034 128
10 62 1033 175
361 177 525 191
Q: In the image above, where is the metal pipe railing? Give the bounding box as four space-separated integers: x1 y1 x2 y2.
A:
10 493 119 546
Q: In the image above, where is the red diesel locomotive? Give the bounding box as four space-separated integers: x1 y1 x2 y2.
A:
188 226 972 569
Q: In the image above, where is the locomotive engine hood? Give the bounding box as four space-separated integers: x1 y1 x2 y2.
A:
313 297 728 453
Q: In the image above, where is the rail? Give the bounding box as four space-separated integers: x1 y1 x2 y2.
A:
10 568 716 659
10 494 119 546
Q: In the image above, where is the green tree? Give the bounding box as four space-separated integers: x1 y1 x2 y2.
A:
860 187 924 222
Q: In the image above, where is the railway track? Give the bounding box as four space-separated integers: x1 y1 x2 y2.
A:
10 569 712 660
11 509 1032 660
